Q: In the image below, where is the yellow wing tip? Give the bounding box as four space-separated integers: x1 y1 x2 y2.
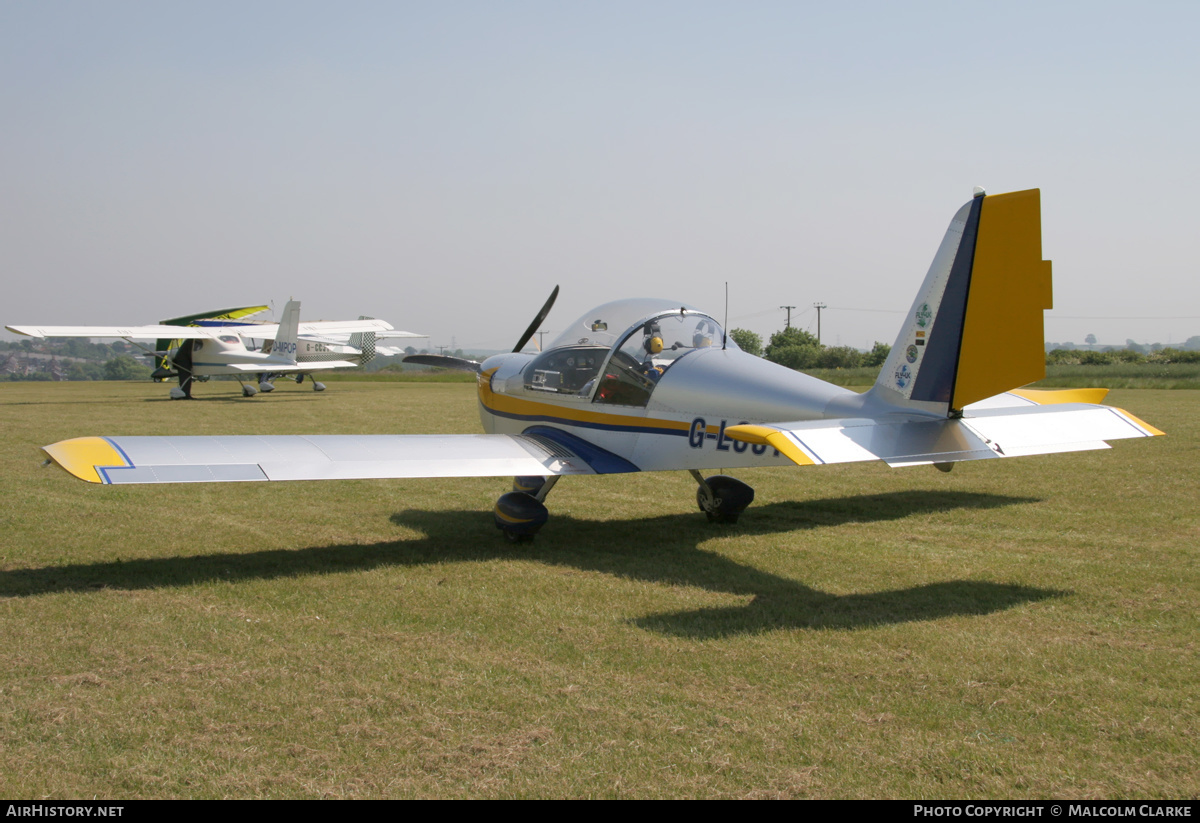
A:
41 437 128 484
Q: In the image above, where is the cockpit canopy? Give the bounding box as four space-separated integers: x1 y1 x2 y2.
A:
193 334 246 351
523 299 737 406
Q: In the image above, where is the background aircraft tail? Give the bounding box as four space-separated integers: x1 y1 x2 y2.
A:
268 300 301 362
869 188 1053 416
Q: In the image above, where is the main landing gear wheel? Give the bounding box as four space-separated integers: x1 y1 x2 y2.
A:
692 472 755 524
493 476 559 543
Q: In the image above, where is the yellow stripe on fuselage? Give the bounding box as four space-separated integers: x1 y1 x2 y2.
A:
42 437 130 484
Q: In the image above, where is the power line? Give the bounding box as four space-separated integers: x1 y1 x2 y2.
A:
1049 315 1200 320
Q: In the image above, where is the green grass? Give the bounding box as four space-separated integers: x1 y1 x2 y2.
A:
0 381 1195 798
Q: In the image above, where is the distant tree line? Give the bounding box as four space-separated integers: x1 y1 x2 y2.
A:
729 327 891 370
1045 347 1200 365
1047 336 1200 353
1 338 152 381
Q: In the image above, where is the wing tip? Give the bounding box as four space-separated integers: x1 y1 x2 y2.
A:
1111 408 1165 437
41 437 128 484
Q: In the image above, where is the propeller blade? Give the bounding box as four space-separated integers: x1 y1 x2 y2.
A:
512 285 559 353
402 354 482 373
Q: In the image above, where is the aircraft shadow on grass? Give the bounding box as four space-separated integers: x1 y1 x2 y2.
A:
1 392 321 408
135 392 325 404
1 490 1062 637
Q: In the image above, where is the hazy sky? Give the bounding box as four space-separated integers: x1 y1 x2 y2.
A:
3 1 1197 352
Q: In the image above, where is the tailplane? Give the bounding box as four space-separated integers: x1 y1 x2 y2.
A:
870 188 1053 415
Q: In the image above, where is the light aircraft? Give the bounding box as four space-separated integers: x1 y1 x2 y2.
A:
38 189 1162 541
8 301 420 399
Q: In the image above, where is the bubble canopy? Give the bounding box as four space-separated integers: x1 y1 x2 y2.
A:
544 298 736 354
522 299 738 404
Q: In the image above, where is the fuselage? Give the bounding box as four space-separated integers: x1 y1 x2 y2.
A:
171 335 366 376
179 335 302 376
473 299 869 473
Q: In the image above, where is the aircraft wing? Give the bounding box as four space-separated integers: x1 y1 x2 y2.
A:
6 324 222 339
373 330 425 339
43 433 599 485
724 402 1162 468
234 319 396 340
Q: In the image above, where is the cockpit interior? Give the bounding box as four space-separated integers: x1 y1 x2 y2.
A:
521 299 736 407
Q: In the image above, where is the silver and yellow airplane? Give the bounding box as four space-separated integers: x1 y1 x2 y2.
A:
38 189 1161 540
8 300 416 398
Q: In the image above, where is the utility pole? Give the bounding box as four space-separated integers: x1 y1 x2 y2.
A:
780 305 796 330
813 302 827 344
537 331 546 350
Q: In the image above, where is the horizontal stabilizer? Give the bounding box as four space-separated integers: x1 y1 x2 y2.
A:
725 402 1160 469
219 360 362 373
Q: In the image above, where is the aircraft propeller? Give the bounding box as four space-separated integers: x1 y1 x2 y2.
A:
402 284 559 373
512 285 559 354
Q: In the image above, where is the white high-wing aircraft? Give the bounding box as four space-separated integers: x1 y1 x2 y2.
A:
8 301 419 398
40 189 1161 540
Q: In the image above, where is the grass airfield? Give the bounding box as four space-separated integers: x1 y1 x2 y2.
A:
0 380 1195 799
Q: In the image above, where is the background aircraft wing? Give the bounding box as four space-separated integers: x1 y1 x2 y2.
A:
725 403 1162 468
218 318 398 341
372 329 425 339
298 319 394 335
6 324 222 339
43 433 600 484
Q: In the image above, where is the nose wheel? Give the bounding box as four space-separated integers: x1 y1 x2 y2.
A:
691 471 754 524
